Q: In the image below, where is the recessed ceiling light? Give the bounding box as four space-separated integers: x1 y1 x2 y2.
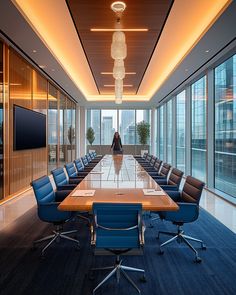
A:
91 28 148 32
101 72 136 75
39 65 46 69
205 50 210 53
32 49 37 53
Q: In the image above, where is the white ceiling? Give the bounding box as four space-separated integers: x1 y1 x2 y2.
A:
0 0 235 108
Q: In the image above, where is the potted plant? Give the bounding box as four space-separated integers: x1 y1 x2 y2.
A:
136 120 150 156
86 127 95 152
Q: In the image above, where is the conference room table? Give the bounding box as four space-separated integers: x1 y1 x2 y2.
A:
59 155 179 212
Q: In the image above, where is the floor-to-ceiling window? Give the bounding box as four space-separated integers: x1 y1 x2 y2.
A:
48 84 58 171
59 94 66 165
166 99 172 164
0 42 3 199
71 102 76 160
176 90 186 172
86 109 101 145
191 76 207 182
159 105 164 160
215 54 236 197
119 110 135 144
101 110 117 145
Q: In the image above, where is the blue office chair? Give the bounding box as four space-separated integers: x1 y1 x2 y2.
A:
51 167 79 191
31 175 79 257
74 158 91 175
156 168 184 191
145 158 162 173
90 203 146 294
81 155 96 168
150 162 171 180
157 176 206 262
65 162 89 180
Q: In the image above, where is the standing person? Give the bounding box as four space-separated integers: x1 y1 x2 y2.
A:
111 132 123 154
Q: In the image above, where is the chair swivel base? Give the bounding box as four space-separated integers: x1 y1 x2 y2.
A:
33 225 80 257
91 256 146 294
157 227 206 263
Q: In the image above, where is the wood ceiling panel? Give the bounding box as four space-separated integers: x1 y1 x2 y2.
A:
67 0 173 95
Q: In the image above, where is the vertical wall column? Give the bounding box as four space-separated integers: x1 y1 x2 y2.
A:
75 104 80 158
79 106 86 156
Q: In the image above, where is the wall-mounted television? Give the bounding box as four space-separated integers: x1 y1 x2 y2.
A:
13 105 46 150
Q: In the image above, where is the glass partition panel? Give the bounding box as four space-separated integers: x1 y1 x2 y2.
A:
215 54 236 197
71 102 76 160
191 76 207 182
59 93 66 165
48 84 58 171
66 99 72 162
101 109 117 145
176 90 186 172
119 110 135 144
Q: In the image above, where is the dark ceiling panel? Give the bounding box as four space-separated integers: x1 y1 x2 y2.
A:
67 0 173 95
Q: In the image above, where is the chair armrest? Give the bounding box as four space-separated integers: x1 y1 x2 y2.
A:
69 178 82 184
57 184 77 191
155 179 168 185
165 190 181 202
165 202 199 223
55 190 71 202
160 184 178 191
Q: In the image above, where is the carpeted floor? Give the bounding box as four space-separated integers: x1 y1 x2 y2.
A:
0 206 235 295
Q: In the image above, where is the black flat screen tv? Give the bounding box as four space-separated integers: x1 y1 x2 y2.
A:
13 105 46 150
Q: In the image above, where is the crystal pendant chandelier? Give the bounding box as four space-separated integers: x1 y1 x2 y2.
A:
110 2 127 104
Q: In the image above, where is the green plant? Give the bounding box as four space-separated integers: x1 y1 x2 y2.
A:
136 120 150 145
86 127 95 145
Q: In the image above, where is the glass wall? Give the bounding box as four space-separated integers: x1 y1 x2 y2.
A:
191 76 207 182
0 42 3 200
166 99 173 164
136 110 151 145
71 103 76 160
176 90 186 172
59 94 66 165
215 54 236 197
119 110 135 144
48 84 58 172
101 110 117 145
159 106 164 160
86 109 101 145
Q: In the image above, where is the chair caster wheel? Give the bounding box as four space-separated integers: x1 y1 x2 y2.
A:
140 275 147 283
195 257 202 263
202 244 206 250
159 250 164 255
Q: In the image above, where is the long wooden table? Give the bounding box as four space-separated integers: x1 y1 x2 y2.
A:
59 155 179 212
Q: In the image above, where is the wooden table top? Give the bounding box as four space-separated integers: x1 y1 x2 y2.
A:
59 155 179 212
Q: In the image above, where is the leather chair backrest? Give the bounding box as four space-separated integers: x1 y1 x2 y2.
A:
93 203 142 249
150 156 157 167
86 154 92 162
154 159 162 172
74 159 84 171
142 152 148 160
146 154 152 163
82 156 89 166
181 176 205 204
94 151 97 157
51 167 68 188
168 168 184 189
90 152 95 159
31 175 55 205
159 163 171 177
65 162 77 177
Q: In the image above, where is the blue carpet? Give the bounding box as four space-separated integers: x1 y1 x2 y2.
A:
0 207 235 295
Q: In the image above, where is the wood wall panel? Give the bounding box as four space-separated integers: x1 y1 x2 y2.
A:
32 70 47 180
9 49 32 194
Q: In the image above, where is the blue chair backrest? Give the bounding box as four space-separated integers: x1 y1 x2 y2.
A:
65 162 77 177
31 175 55 205
51 167 68 188
81 156 89 166
90 152 95 159
74 159 84 171
93 151 97 157
93 203 142 249
86 154 92 162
